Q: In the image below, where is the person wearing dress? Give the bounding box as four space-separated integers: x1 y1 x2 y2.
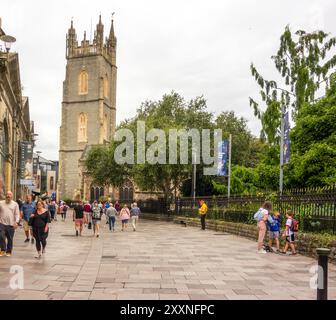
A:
29 199 51 259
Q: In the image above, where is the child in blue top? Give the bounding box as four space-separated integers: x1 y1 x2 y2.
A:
267 211 281 253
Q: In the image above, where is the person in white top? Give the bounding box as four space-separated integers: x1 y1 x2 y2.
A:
256 201 273 254
0 191 20 257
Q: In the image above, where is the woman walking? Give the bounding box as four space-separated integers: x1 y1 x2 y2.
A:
91 201 102 237
28 199 51 259
254 201 273 254
119 204 130 232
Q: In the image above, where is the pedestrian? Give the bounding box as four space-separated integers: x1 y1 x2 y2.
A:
198 199 208 230
83 201 92 226
48 200 56 221
104 201 110 224
20 194 35 243
28 199 51 259
91 201 102 237
281 210 297 255
114 200 120 212
106 202 117 232
267 211 281 253
61 202 69 221
254 201 273 254
0 191 20 257
130 202 141 232
119 204 130 232
73 201 84 237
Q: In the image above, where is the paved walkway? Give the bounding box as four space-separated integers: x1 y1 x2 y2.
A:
0 213 335 300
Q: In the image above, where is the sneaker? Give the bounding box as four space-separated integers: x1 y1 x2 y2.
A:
0 251 5 257
31 238 34 244
24 238 30 243
5 252 12 257
258 249 267 254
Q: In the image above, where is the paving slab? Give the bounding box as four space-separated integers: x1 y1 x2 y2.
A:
0 216 335 300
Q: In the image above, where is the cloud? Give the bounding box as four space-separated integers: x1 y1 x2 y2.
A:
1 0 335 159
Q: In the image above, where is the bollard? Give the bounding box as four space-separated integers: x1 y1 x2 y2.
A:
316 248 331 300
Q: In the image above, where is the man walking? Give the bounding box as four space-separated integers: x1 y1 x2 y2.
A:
106 202 117 232
0 191 20 256
199 199 208 230
130 202 141 232
20 194 35 243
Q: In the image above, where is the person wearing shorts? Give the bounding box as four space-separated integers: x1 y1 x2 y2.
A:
119 204 130 232
267 211 281 253
281 210 297 255
73 201 84 237
91 201 101 237
83 201 92 226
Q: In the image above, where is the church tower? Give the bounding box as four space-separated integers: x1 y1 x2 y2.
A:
58 16 117 201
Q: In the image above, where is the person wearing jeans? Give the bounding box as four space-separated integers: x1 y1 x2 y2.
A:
0 191 20 257
130 202 141 232
106 203 117 232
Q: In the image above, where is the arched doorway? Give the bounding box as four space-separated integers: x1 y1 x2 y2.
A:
90 185 104 202
119 179 134 204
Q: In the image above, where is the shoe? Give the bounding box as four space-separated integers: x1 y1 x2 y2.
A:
42 248 46 254
258 249 267 254
31 238 34 244
24 238 30 243
291 252 297 256
76 230 79 237
280 251 287 255
96 234 99 238
5 252 12 257
0 251 5 257
35 253 42 259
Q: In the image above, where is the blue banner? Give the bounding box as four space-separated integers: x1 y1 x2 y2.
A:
284 112 290 164
217 140 229 176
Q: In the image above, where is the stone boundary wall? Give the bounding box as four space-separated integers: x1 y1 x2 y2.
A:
141 213 336 263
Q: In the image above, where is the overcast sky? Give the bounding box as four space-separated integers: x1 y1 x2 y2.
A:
1 0 335 160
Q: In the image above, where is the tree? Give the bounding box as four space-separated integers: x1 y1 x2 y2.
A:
215 111 253 166
250 26 336 143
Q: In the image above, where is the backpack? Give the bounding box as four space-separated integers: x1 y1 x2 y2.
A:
254 208 264 222
291 218 299 232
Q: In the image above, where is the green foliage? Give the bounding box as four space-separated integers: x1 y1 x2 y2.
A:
250 26 336 143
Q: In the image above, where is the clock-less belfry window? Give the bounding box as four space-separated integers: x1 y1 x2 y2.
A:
78 113 88 142
78 70 88 95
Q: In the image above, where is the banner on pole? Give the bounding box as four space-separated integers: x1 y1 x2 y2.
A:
217 140 229 176
284 111 290 164
19 141 34 185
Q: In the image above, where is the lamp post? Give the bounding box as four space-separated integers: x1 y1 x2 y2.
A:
36 151 42 195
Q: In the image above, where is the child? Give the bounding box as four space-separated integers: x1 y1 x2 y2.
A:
281 210 297 255
267 211 281 253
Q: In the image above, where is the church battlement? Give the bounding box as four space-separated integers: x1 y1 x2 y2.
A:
66 15 116 63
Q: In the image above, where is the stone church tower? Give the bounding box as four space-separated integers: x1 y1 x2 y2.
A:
58 16 117 201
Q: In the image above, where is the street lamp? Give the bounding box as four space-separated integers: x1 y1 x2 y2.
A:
0 35 16 53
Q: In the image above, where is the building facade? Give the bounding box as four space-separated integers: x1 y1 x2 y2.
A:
58 16 117 201
0 18 34 200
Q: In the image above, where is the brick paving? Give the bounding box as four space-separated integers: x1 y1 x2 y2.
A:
0 213 336 300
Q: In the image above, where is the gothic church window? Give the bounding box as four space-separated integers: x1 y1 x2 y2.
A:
78 113 88 142
78 71 88 95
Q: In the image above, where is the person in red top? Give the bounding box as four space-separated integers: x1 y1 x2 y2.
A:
83 201 92 227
